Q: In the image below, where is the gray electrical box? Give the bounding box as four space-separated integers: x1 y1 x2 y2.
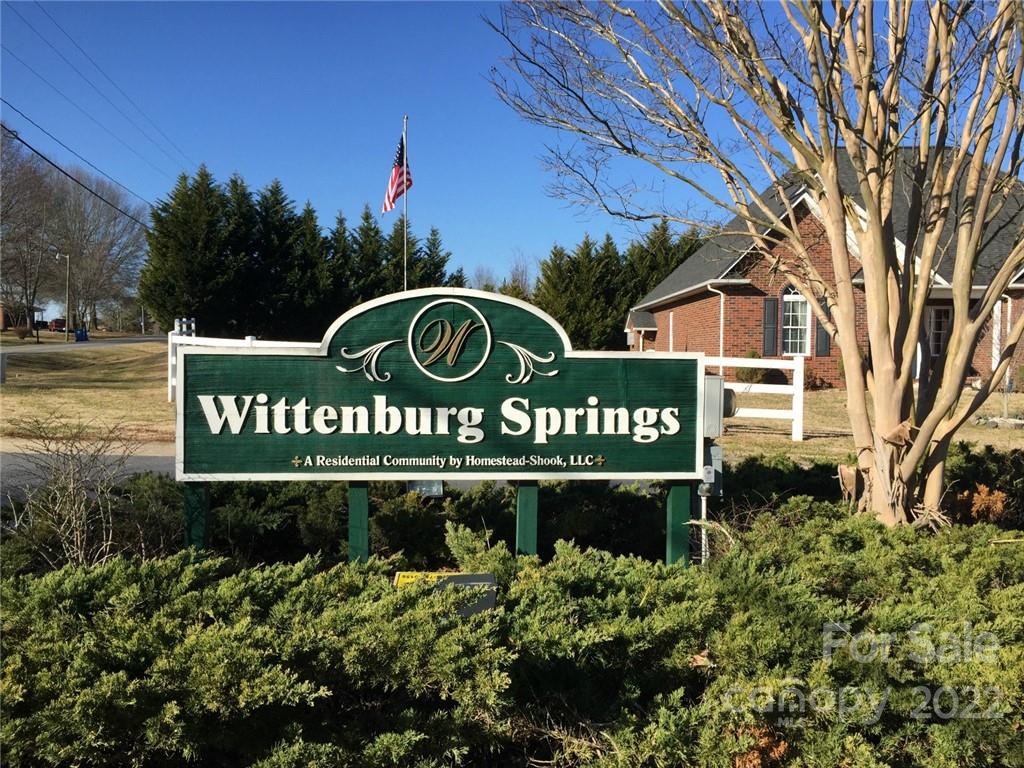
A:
407 480 444 497
704 442 724 496
704 375 724 438
704 375 737 438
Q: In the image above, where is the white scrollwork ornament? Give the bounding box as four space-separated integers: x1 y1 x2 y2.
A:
335 340 400 382
498 341 559 384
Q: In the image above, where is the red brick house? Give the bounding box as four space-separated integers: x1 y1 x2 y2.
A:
625 164 1024 389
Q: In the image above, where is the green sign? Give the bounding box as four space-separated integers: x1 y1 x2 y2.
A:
176 289 704 481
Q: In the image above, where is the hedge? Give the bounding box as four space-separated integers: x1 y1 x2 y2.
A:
3 500 1023 766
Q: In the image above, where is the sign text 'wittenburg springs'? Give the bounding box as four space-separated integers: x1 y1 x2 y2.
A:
177 290 704 480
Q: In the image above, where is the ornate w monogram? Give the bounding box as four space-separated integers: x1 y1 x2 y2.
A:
417 319 482 368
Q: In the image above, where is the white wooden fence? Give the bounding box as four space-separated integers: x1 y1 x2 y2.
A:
167 331 805 440
706 355 805 441
167 325 318 402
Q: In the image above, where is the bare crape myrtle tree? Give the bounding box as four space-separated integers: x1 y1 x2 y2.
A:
490 0 1024 526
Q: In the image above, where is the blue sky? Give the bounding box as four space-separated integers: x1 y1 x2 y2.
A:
1 1 662 283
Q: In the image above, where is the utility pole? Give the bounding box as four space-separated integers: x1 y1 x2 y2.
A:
63 252 70 342
50 248 70 342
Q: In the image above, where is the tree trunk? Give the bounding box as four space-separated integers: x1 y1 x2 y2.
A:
921 437 952 520
865 442 911 527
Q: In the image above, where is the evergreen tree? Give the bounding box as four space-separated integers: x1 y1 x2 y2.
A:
534 235 625 350
381 220 464 292
141 166 467 337
446 267 468 288
532 243 572 333
292 203 329 339
350 205 387 302
251 180 300 337
221 175 259 335
139 166 233 334
323 211 354 316
382 215 422 293
590 233 627 349
498 258 532 301
423 227 465 288
623 219 702 308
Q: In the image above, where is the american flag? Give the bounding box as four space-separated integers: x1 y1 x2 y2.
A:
382 135 412 213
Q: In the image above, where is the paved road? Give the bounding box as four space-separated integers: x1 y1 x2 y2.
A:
0 336 162 355
0 444 513 497
1 441 176 499
1 337 171 495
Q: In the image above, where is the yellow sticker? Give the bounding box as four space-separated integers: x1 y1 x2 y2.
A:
393 571 458 588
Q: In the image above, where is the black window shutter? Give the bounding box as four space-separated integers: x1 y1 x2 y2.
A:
763 297 778 356
815 308 831 357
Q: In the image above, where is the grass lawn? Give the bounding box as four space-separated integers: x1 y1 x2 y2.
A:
1 343 1019 461
0 329 139 347
0 343 174 442
719 388 1024 463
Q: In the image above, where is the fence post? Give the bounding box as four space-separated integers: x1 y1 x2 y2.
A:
666 482 691 565
183 483 209 548
167 329 176 402
0 352 7 384
791 355 805 441
348 481 369 563
515 481 538 555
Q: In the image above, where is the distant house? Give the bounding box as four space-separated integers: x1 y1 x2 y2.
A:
625 156 1024 388
0 302 42 332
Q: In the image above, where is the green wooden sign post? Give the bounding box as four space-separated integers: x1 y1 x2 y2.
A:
183 482 209 549
665 483 691 565
348 481 369 562
515 481 539 556
176 289 704 565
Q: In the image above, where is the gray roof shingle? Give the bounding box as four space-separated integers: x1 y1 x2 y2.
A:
626 310 657 330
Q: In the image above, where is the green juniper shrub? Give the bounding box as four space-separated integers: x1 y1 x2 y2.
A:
8 507 1024 765
4 443 1020 578
711 454 842 532
441 481 518 548
112 472 185 559
0 498 54 575
945 441 1024 527
538 480 665 561
207 481 347 565
4 507 1022 766
370 491 450 568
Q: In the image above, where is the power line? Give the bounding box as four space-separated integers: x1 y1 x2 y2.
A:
3 1 184 174
1 98 153 208
3 123 151 231
1 44 177 181
33 0 196 168
9 2 189 175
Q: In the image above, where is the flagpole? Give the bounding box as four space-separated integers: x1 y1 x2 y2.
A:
403 114 408 292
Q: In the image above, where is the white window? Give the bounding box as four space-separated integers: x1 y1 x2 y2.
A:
928 307 952 357
782 286 810 355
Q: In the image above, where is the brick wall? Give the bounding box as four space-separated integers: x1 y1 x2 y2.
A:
628 210 1021 390
631 211 864 387
977 290 1024 388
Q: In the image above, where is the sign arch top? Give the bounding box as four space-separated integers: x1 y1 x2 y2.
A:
317 287 574 360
